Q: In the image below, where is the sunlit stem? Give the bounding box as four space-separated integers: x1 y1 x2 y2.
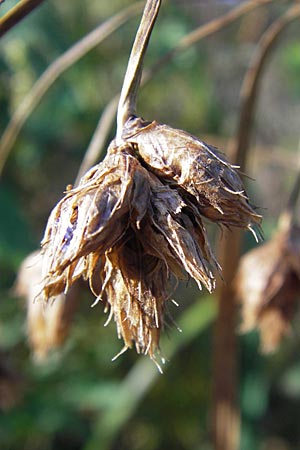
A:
116 0 161 144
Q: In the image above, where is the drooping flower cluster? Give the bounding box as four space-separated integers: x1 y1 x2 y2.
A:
235 222 300 353
41 117 261 361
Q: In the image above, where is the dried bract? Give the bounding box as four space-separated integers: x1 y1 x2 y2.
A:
87 231 168 358
235 224 300 353
123 116 261 235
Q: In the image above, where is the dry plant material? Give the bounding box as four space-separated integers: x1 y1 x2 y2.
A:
41 135 260 362
15 251 76 360
123 117 261 233
41 143 222 360
235 224 300 353
39 0 261 364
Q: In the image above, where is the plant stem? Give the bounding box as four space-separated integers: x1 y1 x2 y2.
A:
0 0 271 178
0 0 44 38
116 0 161 143
228 3 300 167
143 0 275 84
76 0 274 178
0 2 143 177
213 5 300 450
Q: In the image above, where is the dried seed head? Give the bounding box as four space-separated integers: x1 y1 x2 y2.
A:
123 117 261 235
15 251 76 360
235 225 300 352
41 142 219 359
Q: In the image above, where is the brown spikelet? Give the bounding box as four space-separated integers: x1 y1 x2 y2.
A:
235 224 300 352
15 251 76 360
122 116 262 235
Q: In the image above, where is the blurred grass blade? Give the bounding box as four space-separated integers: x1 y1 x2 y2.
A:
84 296 217 450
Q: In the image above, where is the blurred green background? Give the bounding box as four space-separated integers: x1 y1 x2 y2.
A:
1 1 300 449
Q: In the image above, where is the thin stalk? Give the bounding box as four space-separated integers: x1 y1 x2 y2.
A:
0 0 44 38
228 3 300 168
116 0 161 142
213 5 300 450
77 0 274 176
143 0 275 84
74 97 118 185
0 2 143 177
0 0 272 177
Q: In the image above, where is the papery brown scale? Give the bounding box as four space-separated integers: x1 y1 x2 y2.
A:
123 117 261 232
135 221 185 280
41 146 152 296
258 269 300 353
96 234 168 358
147 180 217 292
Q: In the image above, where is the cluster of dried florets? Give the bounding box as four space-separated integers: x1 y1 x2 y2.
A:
41 117 261 362
235 221 300 353
16 251 76 360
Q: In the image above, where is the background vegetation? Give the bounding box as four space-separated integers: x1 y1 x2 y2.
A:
1 1 300 449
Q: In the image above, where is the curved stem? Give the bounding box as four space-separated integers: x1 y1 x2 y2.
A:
0 0 44 38
143 0 275 84
116 0 161 142
213 5 300 450
77 0 273 176
74 97 119 185
0 2 143 177
0 0 272 178
229 3 300 168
